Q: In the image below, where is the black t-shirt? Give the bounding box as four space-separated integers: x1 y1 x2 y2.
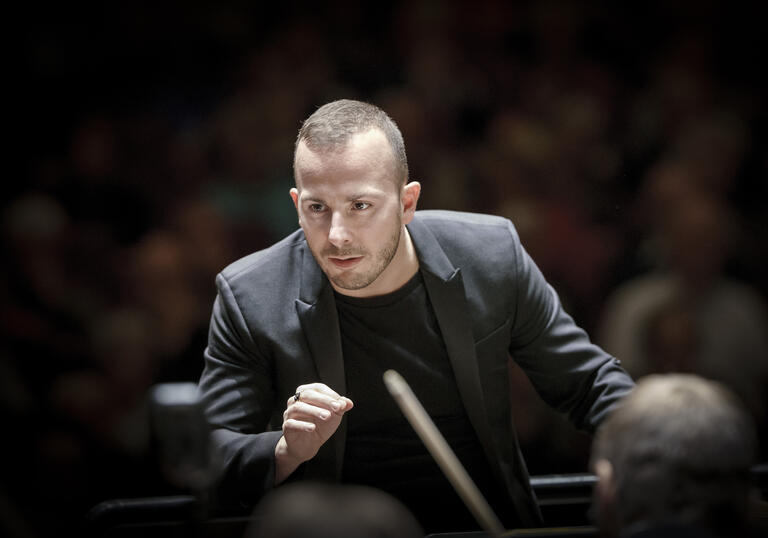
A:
335 271 515 534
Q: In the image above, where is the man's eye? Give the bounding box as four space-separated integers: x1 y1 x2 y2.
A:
308 203 325 212
352 202 370 211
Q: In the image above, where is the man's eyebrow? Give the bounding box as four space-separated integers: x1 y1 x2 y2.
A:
300 190 385 203
346 191 384 201
300 195 326 203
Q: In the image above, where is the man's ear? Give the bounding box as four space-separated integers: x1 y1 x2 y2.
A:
289 188 301 225
401 181 421 224
594 459 617 516
593 459 619 536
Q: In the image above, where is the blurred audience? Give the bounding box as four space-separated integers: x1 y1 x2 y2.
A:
597 182 768 459
591 374 763 538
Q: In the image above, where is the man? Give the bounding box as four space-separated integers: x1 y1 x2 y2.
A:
198 99 634 533
591 374 759 538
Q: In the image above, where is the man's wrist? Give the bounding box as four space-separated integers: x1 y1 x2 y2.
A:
274 435 302 485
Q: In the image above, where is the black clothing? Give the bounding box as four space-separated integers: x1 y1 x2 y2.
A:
336 272 515 532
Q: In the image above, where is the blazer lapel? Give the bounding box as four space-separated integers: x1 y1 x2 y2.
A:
409 217 542 527
407 219 499 472
295 245 347 481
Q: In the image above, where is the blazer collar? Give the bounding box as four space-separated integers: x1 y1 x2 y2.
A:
297 238 328 305
407 216 498 471
406 215 457 281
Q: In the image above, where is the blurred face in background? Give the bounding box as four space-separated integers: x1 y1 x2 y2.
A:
664 193 729 287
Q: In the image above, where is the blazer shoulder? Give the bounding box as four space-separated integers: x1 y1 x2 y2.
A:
415 209 512 229
220 229 306 287
413 210 521 247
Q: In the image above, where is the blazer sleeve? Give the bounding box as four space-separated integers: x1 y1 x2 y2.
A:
198 273 282 507
506 221 634 432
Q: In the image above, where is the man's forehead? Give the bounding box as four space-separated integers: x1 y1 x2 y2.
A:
296 129 393 166
294 129 398 188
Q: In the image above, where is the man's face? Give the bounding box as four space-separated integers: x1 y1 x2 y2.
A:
291 129 414 296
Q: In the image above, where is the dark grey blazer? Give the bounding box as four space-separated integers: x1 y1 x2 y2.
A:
198 210 634 526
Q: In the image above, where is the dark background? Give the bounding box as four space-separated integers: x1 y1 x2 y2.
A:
6 1 767 536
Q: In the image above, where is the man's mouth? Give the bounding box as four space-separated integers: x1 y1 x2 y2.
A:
328 256 363 269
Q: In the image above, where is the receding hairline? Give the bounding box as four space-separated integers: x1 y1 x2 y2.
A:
293 127 403 189
293 99 409 187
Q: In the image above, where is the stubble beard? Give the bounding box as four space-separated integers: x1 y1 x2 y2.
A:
325 225 402 291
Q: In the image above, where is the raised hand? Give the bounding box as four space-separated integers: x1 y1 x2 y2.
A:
274 382 354 484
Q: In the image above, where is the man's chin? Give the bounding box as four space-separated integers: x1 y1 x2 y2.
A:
326 266 380 292
330 275 371 292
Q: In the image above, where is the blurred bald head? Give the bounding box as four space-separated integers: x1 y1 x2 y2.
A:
592 374 757 536
246 482 423 538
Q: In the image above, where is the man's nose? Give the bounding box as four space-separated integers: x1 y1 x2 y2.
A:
328 212 352 247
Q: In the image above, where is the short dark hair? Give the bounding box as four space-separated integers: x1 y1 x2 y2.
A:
294 99 408 186
592 374 757 534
